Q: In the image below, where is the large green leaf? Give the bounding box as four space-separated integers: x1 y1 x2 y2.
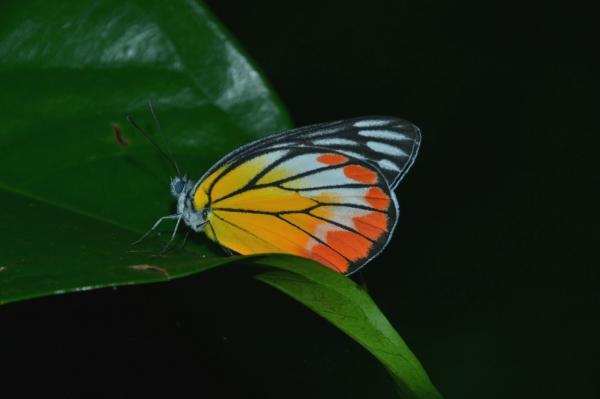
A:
254 256 443 399
0 0 291 304
0 1 441 397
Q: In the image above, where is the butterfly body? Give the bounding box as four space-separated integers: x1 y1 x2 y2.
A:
141 116 420 276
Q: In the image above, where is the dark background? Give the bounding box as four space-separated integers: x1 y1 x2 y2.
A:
2 1 598 398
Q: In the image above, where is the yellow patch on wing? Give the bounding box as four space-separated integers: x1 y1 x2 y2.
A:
279 212 324 237
215 186 318 213
210 151 287 201
208 212 313 256
204 215 280 254
194 165 224 208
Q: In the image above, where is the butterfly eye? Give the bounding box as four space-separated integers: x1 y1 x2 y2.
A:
174 179 185 194
202 208 209 219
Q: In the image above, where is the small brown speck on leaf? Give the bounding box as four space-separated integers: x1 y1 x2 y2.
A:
113 124 129 147
129 264 170 280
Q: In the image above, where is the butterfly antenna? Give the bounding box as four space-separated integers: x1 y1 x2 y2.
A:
125 103 181 177
147 101 182 177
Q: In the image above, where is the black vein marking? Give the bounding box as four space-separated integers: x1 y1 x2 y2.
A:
213 195 392 244
273 214 352 266
194 116 420 199
281 183 386 192
209 154 387 207
207 147 356 204
213 199 388 215
245 149 311 186
306 211 388 244
212 210 323 255
211 199 385 269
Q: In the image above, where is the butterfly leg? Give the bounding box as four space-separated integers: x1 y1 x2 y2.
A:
157 215 184 257
180 228 191 249
132 214 180 246
221 246 234 256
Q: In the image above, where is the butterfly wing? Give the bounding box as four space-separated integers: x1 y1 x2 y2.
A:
194 148 397 275
191 117 420 275
196 117 421 191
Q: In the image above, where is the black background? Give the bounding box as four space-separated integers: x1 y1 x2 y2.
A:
2 1 598 398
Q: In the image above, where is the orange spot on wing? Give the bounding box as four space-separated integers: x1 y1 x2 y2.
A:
307 244 350 273
353 212 388 239
365 187 390 210
327 231 371 261
317 153 348 165
343 165 377 184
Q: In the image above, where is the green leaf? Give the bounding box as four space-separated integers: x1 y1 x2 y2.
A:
254 256 443 399
0 0 291 304
0 2 441 397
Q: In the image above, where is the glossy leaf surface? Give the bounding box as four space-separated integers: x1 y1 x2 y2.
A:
0 0 291 304
0 2 440 397
255 256 443 399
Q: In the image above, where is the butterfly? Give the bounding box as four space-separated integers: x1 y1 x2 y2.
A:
130 105 421 276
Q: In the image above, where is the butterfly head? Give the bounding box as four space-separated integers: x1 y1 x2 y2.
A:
170 175 208 232
170 175 190 198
